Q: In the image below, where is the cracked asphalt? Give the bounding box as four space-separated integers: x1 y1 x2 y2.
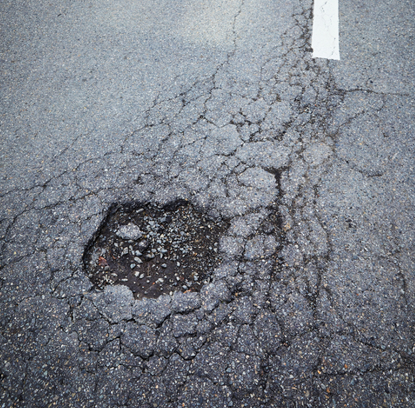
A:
1 0 414 406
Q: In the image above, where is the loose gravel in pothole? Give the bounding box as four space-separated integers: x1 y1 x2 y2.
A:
83 201 228 299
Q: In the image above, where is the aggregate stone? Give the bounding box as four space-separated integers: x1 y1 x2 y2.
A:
116 223 143 240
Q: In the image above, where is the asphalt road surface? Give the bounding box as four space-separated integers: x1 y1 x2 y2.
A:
1 0 414 406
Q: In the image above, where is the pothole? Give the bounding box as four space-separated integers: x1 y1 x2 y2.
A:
83 201 228 299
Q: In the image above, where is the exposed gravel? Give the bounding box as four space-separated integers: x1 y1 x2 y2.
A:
84 202 228 298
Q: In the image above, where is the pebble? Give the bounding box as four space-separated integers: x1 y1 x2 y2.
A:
116 223 143 240
134 257 143 264
138 240 149 251
130 264 136 269
161 263 167 268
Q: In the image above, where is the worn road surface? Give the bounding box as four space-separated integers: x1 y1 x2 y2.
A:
1 0 414 406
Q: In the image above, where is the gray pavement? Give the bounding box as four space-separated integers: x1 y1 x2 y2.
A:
1 0 414 406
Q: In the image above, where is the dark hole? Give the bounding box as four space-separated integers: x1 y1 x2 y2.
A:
83 201 228 299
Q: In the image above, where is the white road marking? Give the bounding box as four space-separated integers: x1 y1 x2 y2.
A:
312 0 340 60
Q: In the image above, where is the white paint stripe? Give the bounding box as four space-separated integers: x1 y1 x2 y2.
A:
312 0 340 60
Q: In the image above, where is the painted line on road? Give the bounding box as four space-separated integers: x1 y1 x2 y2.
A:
312 0 340 60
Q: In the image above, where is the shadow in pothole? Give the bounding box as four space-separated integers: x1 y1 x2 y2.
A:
83 201 229 299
